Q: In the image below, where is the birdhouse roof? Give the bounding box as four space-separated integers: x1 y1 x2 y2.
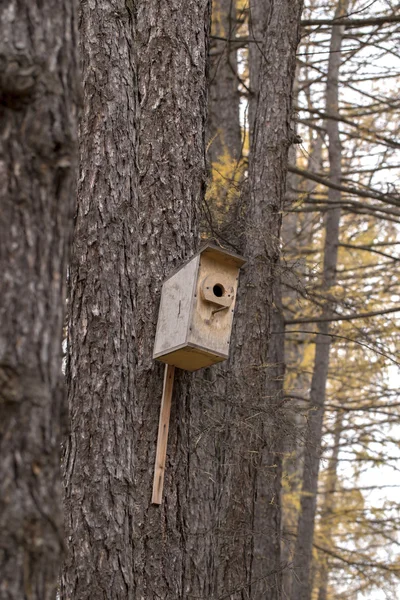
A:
162 243 245 284
197 243 246 268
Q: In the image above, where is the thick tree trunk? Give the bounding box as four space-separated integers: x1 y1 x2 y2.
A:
61 1 210 598
208 0 242 163
0 2 78 598
216 2 303 598
290 3 348 599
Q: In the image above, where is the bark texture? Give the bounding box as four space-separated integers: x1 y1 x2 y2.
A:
215 2 303 597
0 1 78 598
208 0 242 163
290 3 347 599
61 1 211 598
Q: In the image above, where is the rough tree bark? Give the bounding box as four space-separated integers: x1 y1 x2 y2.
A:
216 2 303 598
61 1 211 598
0 1 78 598
208 0 242 164
290 2 348 599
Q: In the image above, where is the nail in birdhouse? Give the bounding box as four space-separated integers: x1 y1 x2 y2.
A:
153 244 245 371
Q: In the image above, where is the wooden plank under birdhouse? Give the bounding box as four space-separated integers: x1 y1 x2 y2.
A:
152 364 175 505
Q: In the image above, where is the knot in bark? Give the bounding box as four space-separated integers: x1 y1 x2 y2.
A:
0 54 42 108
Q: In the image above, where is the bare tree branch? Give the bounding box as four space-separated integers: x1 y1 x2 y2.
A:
286 306 400 325
288 165 400 208
301 15 400 29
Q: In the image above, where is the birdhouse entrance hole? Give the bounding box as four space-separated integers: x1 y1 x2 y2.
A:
213 284 224 297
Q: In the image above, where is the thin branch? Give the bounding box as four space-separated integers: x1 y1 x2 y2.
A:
276 330 400 367
340 242 399 260
301 15 400 29
288 165 400 208
285 306 400 325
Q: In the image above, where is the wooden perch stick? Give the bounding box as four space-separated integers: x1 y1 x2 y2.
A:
152 364 175 505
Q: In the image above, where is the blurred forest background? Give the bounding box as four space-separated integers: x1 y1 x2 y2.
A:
207 0 400 598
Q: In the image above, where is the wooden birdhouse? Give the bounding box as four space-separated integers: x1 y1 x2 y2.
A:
151 244 245 504
153 244 245 371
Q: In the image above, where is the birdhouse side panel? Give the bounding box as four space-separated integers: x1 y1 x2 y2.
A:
187 253 239 358
153 256 199 358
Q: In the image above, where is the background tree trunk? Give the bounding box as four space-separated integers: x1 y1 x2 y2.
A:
281 127 324 599
217 2 303 597
0 1 78 598
208 0 242 163
317 411 343 600
62 1 211 598
290 2 348 599
248 0 264 138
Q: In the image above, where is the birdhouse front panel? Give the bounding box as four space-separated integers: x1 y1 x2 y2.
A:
187 251 238 358
153 244 245 371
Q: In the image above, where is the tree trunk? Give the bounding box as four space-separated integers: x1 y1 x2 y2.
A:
248 0 264 137
281 128 324 599
290 3 348 599
317 411 343 600
208 0 242 163
281 78 300 600
61 1 211 598
216 2 303 597
0 1 78 598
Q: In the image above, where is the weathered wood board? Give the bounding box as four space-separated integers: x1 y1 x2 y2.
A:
153 256 199 357
152 364 175 505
